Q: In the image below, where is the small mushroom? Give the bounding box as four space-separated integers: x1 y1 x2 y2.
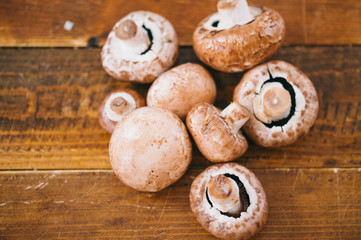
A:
193 0 285 72
109 107 192 192
233 60 319 147
190 163 268 240
101 11 178 83
147 63 217 119
98 89 145 134
186 102 250 162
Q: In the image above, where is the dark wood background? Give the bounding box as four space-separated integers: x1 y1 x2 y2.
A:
0 0 361 239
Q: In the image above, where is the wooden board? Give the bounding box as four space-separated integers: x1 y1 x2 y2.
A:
0 168 360 239
1 46 361 170
0 0 360 47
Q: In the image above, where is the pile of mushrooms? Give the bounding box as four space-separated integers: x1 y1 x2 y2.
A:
97 2 319 239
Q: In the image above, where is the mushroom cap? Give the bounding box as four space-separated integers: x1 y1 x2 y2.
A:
98 89 145 134
109 107 192 192
101 11 178 83
233 60 319 147
147 63 217 119
186 102 248 162
193 7 285 72
190 163 268 240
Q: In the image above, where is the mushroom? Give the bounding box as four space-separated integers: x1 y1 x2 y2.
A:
193 0 285 72
109 107 192 192
147 63 217 119
186 102 250 162
101 11 178 83
98 89 145 134
233 60 319 147
190 163 268 240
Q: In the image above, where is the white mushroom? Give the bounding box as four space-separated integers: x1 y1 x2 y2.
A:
102 11 178 83
109 107 192 192
147 63 217 119
186 102 250 162
233 60 319 147
98 89 145 134
190 163 268 240
193 0 285 72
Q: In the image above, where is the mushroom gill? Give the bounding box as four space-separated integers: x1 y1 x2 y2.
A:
140 24 154 55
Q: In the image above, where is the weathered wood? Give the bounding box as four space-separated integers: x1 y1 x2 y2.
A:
0 0 360 47
0 168 360 239
0 46 361 170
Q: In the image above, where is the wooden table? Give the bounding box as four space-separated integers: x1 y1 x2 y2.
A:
1 0 361 239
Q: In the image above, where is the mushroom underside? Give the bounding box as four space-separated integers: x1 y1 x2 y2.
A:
255 69 296 128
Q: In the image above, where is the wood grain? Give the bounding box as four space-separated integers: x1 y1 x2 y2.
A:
0 46 361 170
0 0 360 47
0 168 360 239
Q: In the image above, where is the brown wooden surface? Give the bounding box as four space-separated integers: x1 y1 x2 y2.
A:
0 0 361 47
1 43 361 238
1 46 361 170
1 168 360 239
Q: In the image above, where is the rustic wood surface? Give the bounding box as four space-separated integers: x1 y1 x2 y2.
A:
1 46 361 170
1 168 360 239
0 0 360 47
1 45 361 238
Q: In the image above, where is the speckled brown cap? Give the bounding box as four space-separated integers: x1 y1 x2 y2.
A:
186 102 249 162
233 60 319 147
190 163 268 240
193 5 285 72
101 11 178 83
147 63 217 119
109 107 192 192
98 89 145 134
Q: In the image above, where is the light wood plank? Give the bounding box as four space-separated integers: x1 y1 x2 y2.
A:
0 0 360 47
0 168 360 239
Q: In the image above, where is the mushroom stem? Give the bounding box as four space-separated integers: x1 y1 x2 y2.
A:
110 97 130 115
217 0 254 29
114 19 150 55
220 102 250 133
105 93 137 122
207 174 242 217
253 86 291 123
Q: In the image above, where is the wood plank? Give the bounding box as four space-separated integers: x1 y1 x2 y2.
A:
0 168 360 239
0 46 361 170
0 0 360 47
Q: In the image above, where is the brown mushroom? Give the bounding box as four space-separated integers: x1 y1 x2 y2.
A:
233 60 319 147
109 107 192 192
186 102 250 162
101 11 178 83
147 63 217 119
190 163 268 240
98 89 145 134
193 0 285 72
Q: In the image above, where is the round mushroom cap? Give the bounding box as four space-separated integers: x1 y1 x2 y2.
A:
98 89 145 134
193 7 285 72
233 60 319 147
101 11 178 83
186 102 248 162
109 107 192 192
190 163 268 240
147 63 217 119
